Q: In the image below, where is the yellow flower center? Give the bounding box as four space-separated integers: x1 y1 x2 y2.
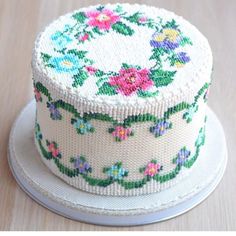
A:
96 13 110 22
80 124 85 129
175 61 184 68
149 167 156 174
162 28 179 42
119 130 125 135
126 76 136 84
62 60 73 67
155 34 165 42
79 163 84 168
112 169 118 176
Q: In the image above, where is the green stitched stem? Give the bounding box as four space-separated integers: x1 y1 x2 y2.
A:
34 81 209 126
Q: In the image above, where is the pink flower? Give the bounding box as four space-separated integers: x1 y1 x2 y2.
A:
78 33 89 42
138 16 147 23
48 143 60 158
109 67 153 96
85 66 97 75
34 87 42 102
112 126 132 141
86 9 120 30
144 162 162 177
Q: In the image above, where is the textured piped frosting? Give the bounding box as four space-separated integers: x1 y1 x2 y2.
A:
32 4 212 196
33 3 212 117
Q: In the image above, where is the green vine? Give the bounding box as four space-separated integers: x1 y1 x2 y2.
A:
35 123 206 189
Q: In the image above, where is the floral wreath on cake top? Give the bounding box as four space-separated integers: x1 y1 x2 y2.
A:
40 4 192 98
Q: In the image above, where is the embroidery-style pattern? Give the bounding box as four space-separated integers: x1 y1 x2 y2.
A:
108 125 134 141
34 81 209 138
71 117 95 135
150 120 172 137
40 5 192 97
35 122 206 189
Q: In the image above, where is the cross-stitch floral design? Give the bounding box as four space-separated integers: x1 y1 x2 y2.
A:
46 140 61 159
109 67 153 96
35 119 206 190
108 125 134 141
35 123 42 140
150 28 181 50
183 104 198 123
47 102 62 120
71 117 95 135
195 127 205 147
40 5 193 93
150 120 172 137
34 87 42 102
144 161 163 177
174 52 190 68
139 160 163 178
48 54 80 74
70 155 92 174
175 147 191 166
104 162 128 180
51 31 72 49
86 8 120 30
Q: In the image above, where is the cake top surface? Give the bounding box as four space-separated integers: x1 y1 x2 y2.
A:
33 3 212 106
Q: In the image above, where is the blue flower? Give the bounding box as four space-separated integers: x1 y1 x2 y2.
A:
176 52 190 63
150 120 172 137
106 163 128 180
51 31 72 49
71 118 94 134
49 54 80 74
47 102 62 120
176 148 191 166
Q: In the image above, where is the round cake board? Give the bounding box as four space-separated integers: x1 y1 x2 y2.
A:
8 100 227 226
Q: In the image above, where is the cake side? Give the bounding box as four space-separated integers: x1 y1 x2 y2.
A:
32 3 212 196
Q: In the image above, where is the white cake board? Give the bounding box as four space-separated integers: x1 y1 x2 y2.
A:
8 100 227 226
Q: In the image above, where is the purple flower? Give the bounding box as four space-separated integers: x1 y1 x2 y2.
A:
150 121 172 137
150 29 181 50
47 102 62 120
150 39 179 50
74 156 91 174
176 52 190 63
176 148 191 166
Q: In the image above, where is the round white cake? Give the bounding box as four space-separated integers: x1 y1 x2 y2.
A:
32 3 212 196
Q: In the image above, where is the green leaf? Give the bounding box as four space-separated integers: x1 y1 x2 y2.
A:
179 36 193 46
41 53 51 63
137 90 159 98
92 27 103 35
72 69 89 87
138 89 159 98
114 5 123 13
112 22 134 36
67 49 87 59
124 12 141 23
72 12 87 23
150 69 176 88
163 19 179 29
97 82 117 95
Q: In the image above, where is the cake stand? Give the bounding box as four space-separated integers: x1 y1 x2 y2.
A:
8 100 227 226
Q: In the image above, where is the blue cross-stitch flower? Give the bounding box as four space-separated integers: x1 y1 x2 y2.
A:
150 120 172 137
49 54 80 74
71 118 94 134
176 147 191 166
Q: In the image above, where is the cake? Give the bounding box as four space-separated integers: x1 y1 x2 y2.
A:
32 3 212 196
